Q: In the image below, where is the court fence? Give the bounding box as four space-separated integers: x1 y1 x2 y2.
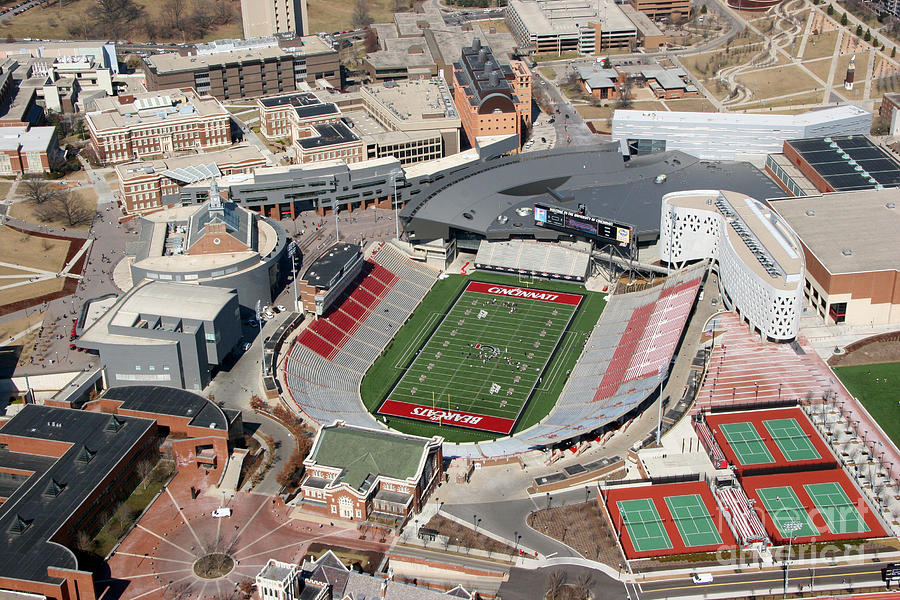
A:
740 460 838 478
707 398 799 414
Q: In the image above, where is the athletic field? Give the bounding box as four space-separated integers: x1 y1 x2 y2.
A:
377 281 582 434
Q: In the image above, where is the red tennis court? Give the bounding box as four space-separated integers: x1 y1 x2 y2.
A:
740 468 886 544
705 407 834 473
603 481 736 559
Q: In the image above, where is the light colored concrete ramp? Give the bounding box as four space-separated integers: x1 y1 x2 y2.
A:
218 448 247 492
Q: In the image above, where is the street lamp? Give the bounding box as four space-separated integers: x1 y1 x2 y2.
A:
783 521 802 599
473 514 481 533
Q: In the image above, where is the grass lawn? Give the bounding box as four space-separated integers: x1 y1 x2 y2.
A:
803 57 834 82
735 65 820 100
477 18 509 34
575 104 615 120
735 90 824 110
307 0 411 34
0 311 44 342
834 362 900 448
0 0 241 43
534 51 582 62
361 272 604 443
663 98 717 112
0 227 70 272
10 187 98 231
802 30 840 61
0 180 12 200
539 66 557 80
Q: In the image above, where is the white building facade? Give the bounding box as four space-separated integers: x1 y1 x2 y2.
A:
612 106 872 160
660 190 805 341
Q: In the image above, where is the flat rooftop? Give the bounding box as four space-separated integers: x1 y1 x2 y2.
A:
103 385 229 430
303 243 361 288
614 105 870 127
114 145 266 182
0 405 153 586
509 0 636 35
0 126 54 152
362 78 459 124
667 190 804 289
87 88 227 131
771 188 900 274
296 122 359 149
785 135 900 191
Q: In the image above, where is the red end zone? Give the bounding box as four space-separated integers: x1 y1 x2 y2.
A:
465 281 582 306
378 399 516 434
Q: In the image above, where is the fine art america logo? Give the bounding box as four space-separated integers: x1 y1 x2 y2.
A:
410 407 483 424
486 286 559 301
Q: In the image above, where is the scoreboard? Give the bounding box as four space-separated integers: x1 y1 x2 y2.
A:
534 203 633 248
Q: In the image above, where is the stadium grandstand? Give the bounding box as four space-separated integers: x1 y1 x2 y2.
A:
283 243 439 428
473 240 591 282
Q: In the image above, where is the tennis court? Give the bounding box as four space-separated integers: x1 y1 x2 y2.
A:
756 486 818 538
804 482 868 534
664 494 723 547
764 418 821 462
616 498 673 552
719 422 775 465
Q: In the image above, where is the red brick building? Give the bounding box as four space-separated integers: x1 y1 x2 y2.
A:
0 404 158 600
300 422 443 528
452 39 531 147
0 126 64 174
86 88 231 165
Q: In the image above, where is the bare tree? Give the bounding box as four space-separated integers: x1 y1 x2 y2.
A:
21 177 60 205
363 28 379 53
352 0 374 28
93 0 146 40
136 459 154 489
615 78 634 109
75 530 94 553
162 0 187 34
574 572 594 600
544 570 566 600
40 190 93 226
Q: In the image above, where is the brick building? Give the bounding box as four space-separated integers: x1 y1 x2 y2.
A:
113 145 267 214
628 0 690 19
300 422 443 527
295 122 364 164
85 88 231 165
0 404 158 600
452 39 531 147
257 91 342 140
0 125 64 174
143 37 339 102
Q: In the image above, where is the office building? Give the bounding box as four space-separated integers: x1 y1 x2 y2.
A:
77 281 242 390
452 39 531 146
257 91 342 140
506 0 639 54
113 145 267 214
660 190 804 341
241 0 308 38
85 88 231 165
143 36 338 101
771 188 900 326
300 422 443 526
295 121 365 164
612 105 872 160
629 0 691 19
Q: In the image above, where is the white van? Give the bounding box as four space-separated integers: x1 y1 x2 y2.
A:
692 573 713 584
212 508 232 518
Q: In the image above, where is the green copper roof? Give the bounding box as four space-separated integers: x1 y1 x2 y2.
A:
311 426 430 491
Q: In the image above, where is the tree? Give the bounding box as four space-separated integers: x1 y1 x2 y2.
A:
22 177 60 205
544 570 566 600
873 36 880 46
363 28 379 53
841 12 848 25
40 190 94 226
136 459 154 489
892 46 896 58
615 78 634 108
162 0 187 35
700 4 707 13
75 530 94 553
865 28 871 41
93 0 146 40
856 24 863 36
827 4 833 15
573 573 594 600
352 0 374 28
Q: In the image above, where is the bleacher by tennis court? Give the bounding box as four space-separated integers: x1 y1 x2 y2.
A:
283 243 440 429
716 484 768 545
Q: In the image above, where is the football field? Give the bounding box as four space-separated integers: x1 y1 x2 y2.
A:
377 281 582 433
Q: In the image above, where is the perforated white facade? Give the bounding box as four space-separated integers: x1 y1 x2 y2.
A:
660 190 804 341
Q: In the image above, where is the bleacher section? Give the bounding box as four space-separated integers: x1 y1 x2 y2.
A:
283 243 439 428
474 240 591 282
716 485 768 545
452 264 705 458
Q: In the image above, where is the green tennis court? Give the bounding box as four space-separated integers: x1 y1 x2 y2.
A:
617 498 673 552
764 418 821 462
757 486 818 538
804 482 868 534
719 422 775 465
664 494 723 547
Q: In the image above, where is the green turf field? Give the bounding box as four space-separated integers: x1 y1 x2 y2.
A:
803 482 868 534
379 283 579 431
834 362 900 448
360 272 605 443
763 418 821 462
756 486 818 538
617 498 673 552
664 494 723 547
719 422 775 465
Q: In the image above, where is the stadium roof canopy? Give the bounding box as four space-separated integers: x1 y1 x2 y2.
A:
401 144 784 244
785 135 900 192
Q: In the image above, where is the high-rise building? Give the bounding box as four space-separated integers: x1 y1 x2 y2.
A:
241 0 308 38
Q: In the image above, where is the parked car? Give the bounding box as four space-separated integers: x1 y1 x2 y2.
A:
241 341 252 352
276 304 287 313
212 508 232 518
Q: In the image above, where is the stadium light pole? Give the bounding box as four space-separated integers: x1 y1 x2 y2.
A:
783 521 802 599
289 241 299 312
656 366 666 445
392 169 403 240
